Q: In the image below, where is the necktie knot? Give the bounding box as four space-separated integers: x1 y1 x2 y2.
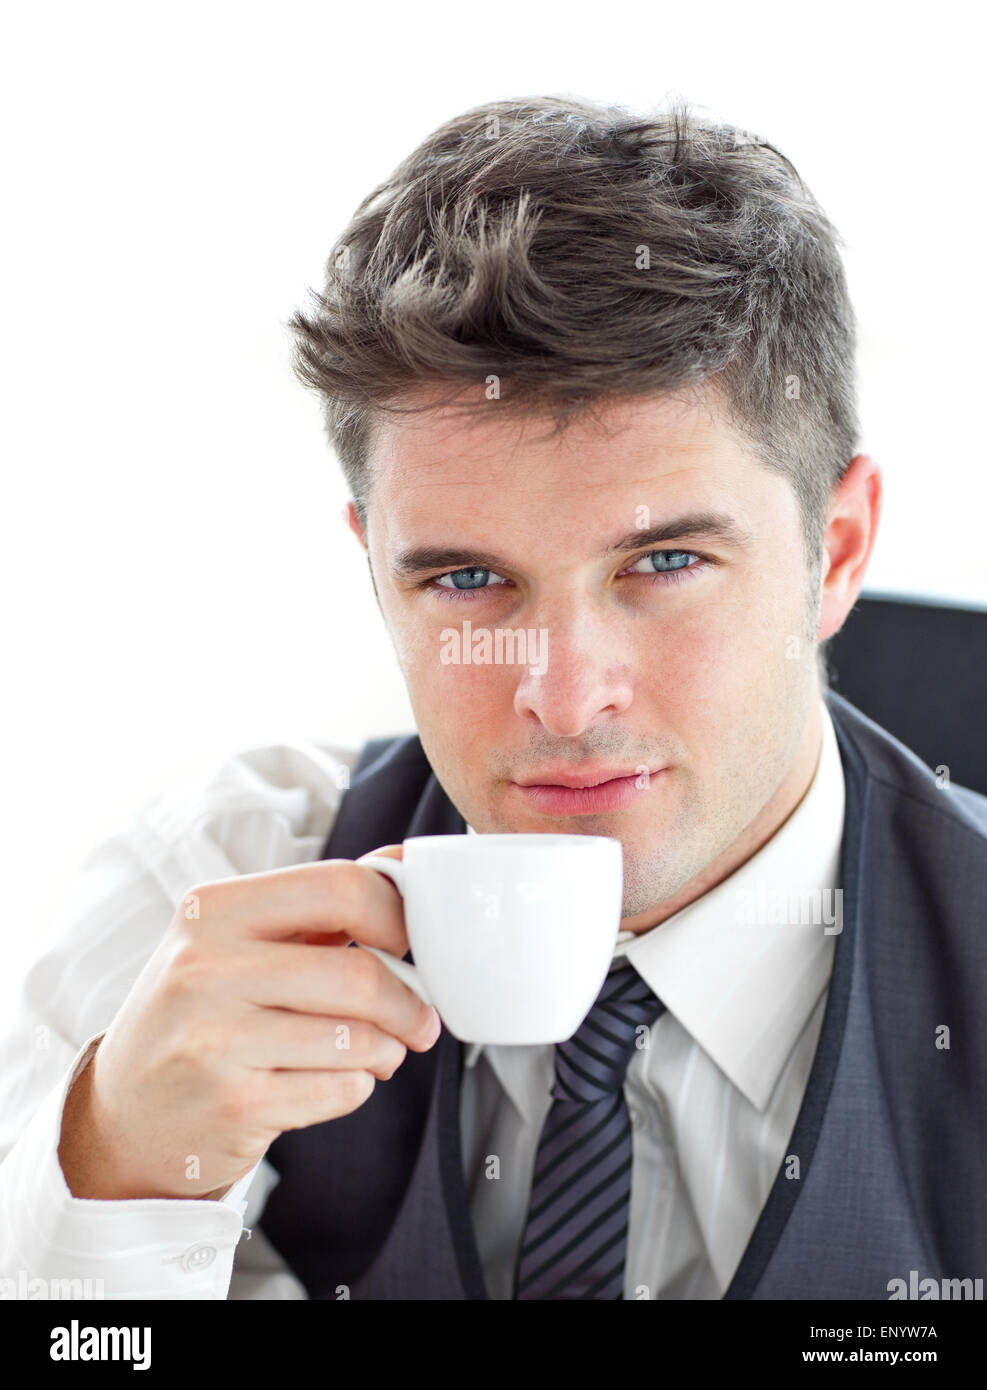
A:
552 962 665 1103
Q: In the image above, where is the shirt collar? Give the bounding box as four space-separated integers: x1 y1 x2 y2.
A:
463 696 845 1114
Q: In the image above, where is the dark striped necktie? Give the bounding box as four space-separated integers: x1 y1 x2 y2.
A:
513 961 665 1300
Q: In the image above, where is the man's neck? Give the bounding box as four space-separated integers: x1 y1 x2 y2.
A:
619 691 825 935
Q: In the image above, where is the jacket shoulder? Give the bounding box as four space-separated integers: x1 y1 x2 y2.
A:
825 688 987 844
349 733 429 783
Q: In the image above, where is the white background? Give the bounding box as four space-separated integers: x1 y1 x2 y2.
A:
2 1 984 1009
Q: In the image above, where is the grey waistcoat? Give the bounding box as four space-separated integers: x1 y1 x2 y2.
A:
258 690 987 1299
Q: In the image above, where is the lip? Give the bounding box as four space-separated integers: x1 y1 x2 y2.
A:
514 765 661 790
512 768 665 817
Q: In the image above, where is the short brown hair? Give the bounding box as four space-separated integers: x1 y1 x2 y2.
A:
287 95 860 678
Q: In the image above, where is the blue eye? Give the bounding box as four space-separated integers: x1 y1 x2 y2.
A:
628 549 695 573
624 550 708 585
432 567 510 599
426 550 711 602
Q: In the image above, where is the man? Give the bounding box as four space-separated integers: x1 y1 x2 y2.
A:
1 95 984 1301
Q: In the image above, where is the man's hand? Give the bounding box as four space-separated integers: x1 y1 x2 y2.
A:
57 846 440 1201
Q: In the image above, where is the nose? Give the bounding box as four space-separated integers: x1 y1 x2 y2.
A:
511 608 634 737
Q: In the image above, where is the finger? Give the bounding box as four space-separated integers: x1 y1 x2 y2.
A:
239 1005 408 1078
239 940 438 1051
257 1067 379 1131
357 844 404 860
296 845 405 944
189 857 409 954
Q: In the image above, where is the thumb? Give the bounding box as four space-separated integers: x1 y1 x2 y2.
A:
356 843 405 863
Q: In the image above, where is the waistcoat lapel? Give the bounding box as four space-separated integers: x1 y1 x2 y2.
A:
724 691 865 1296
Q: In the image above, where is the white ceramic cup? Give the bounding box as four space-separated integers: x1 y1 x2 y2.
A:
358 833 623 1045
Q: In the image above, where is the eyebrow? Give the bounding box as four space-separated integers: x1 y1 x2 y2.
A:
391 511 755 577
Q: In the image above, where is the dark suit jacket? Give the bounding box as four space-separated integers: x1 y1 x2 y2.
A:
258 689 987 1299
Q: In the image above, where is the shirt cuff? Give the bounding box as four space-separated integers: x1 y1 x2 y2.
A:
0 1031 264 1300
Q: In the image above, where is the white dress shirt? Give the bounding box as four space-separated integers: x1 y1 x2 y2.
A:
461 697 845 1297
0 702 843 1299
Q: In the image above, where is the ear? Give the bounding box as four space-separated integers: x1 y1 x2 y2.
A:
344 500 368 551
817 454 882 642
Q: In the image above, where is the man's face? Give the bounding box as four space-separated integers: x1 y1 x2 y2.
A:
354 386 826 923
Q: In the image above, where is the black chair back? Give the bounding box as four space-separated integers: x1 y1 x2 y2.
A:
826 593 987 797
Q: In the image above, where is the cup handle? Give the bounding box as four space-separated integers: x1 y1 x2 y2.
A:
356 854 433 1007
